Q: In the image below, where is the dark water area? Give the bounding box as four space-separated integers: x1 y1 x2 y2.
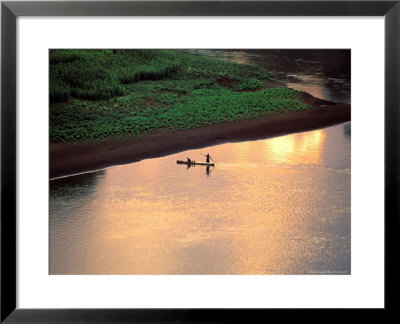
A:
187 49 351 104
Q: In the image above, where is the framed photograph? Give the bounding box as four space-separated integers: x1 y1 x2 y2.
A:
1 0 399 322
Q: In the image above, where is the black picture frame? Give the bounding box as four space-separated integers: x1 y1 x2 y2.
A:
1 0 399 322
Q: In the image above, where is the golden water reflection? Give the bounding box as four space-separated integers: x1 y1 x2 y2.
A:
50 123 351 274
265 130 325 165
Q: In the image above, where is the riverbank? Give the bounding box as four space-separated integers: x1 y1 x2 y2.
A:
50 100 350 179
50 49 350 178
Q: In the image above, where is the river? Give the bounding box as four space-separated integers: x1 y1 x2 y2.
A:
50 50 351 275
187 49 350 104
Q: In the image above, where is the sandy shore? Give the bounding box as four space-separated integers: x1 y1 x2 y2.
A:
50 96 350 179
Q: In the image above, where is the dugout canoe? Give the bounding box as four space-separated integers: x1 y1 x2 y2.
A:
177 160 215 166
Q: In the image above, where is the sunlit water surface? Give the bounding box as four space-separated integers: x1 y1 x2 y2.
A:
50 123 351 274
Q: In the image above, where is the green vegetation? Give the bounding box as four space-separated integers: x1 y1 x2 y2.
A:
50 50 310 143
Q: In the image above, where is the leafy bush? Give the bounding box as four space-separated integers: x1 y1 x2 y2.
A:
50 50 179 103
233 78 262 91
50 50 312 143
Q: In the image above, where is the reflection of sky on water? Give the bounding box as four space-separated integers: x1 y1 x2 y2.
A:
50 123 350 275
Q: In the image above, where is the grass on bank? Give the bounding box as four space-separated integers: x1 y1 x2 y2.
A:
50 49 309 143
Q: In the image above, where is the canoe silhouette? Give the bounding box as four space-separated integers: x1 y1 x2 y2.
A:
177 160 215 166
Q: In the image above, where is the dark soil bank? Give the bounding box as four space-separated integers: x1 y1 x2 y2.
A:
50 100 350 179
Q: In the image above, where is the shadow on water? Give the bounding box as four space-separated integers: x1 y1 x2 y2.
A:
343 123 351 138
50 170 106 200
